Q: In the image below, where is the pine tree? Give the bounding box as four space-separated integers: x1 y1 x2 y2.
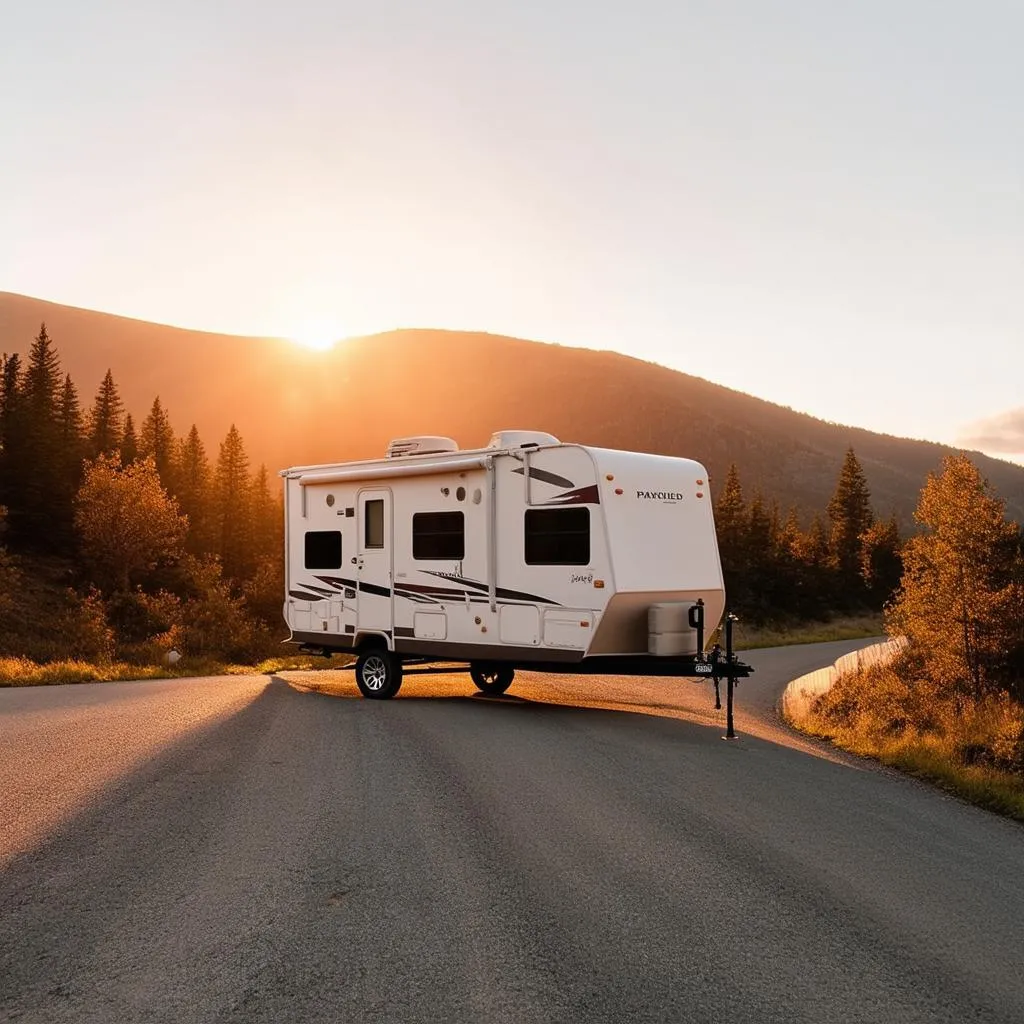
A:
120 413 139 465
213 424 253 580
56 373 86 520
714 465 750 612
250 463 281 556
139 396 176 487
0 354 23 517
888 456 1023 698
57 374 84 466
0 354 20 444
244 464 284 625
827 447 874 597
746 491 775 618
87 370 124 459
16 325 66 546
23 324 61 417
715 464 748 569
747 492 772 557
175 425 214 554
777 508 803 560
715 465 746 554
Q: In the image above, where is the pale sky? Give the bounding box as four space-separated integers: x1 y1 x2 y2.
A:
3 1 1022 463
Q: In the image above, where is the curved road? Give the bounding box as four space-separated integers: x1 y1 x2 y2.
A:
2 640 1022 1023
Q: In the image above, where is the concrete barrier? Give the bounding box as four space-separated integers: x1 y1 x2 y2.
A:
781 637 907 724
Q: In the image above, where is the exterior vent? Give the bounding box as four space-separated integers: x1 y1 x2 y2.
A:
385 436 460 459
487 430 561 450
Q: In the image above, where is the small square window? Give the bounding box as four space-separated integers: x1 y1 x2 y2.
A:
305 531 342 569
413 511 465 560
525 508 590 565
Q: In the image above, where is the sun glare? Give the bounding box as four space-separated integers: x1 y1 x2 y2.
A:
289 326 341 352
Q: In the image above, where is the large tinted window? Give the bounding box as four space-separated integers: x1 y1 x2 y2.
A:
365 499 384 549
525 508 590 565
413 511 465 560
305 530 342 569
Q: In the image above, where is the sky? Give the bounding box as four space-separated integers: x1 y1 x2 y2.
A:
3 1 1022 463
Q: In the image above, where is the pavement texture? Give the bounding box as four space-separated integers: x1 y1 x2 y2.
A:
2 639 1023 1023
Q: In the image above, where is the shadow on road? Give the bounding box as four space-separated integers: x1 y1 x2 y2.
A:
273 665 864 774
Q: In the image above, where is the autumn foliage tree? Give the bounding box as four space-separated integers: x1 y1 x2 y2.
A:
74 454 188 593
887 455 1024 700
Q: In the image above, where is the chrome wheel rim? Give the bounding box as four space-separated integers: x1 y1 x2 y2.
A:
363 655 389 691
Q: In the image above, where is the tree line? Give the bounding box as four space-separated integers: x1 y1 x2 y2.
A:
0 324 282 663
713 448 903 623
0 321 955 668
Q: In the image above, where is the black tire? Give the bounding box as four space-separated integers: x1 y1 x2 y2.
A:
355 648 403 699
470 662 515 695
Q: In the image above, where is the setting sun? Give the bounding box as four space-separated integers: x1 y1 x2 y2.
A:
288 323 342 352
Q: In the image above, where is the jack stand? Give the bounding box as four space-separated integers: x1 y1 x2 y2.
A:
723 612 739 740
709 642 723 709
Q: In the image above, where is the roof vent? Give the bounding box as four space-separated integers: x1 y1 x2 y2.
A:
487 430 561 450
385 436 460 459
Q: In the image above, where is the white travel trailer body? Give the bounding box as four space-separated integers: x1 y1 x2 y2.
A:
280 431 730 698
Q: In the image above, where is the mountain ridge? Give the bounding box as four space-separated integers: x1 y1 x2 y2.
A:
3 291 1023 525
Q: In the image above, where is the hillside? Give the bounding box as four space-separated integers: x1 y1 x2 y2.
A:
3 291 1024 524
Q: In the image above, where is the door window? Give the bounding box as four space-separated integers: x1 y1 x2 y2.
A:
365 499 384 549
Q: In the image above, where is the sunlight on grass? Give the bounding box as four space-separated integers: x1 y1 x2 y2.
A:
0 652 356 687
792 661 1024 822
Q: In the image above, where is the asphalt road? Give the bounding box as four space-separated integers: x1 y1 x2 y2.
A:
2 640 1023 1023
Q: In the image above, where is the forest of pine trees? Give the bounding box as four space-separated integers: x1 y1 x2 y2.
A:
714 448 903 623
1 325 283 663
1 323 906 667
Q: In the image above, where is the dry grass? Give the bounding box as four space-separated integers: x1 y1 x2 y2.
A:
244 653 355 674
0 656 205 686
0 651 356 687
796 661 1024 821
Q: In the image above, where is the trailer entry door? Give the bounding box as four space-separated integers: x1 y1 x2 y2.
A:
357 489 393 636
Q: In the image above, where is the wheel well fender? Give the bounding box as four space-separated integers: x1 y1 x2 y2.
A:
354 631 393 653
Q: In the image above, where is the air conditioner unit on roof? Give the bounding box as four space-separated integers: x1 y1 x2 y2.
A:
487 430 560 450
385 436 460 458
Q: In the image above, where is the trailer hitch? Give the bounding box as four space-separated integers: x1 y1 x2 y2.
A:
696 611 752 740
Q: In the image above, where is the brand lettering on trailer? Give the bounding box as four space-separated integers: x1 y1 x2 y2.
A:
636 490 685 501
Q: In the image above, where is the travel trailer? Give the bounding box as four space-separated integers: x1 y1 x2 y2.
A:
280 430 743 699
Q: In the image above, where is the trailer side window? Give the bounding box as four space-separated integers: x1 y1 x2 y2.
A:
305 530 342 569
525 508 590 565
413 511 465 560
365 500 384 549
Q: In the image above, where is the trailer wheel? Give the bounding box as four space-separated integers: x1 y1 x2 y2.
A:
355 649 403 700
470 663 515 695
